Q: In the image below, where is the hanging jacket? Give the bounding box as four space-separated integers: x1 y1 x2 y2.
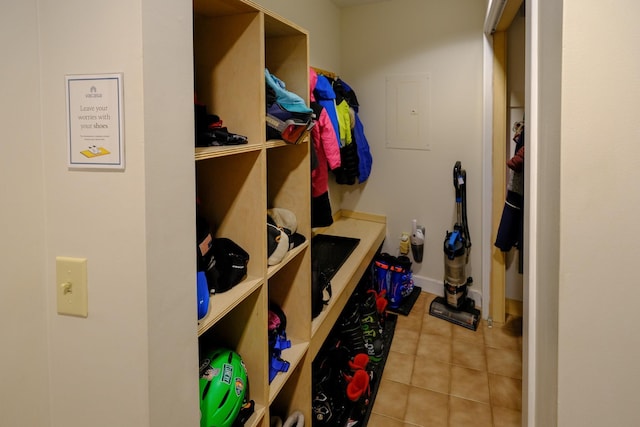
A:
334 78 360 112
331 79 352 146
309 68 341 198
332 142 359 185
352 113 372 183
335 98 352 146
334 78 373 183
313 74 340 145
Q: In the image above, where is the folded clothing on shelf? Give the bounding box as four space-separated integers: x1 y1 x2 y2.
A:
265 69 314 144
195 102 248 147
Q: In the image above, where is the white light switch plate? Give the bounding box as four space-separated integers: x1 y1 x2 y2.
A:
56 257 88 317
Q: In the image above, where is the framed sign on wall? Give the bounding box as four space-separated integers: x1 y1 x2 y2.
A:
65 73 124 170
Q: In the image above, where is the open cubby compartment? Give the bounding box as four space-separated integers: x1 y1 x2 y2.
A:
267 251 311 399
264 14 309 109
199 285 268 427
269 354 312 423
268 254 311 418
193 6 265 153
197 274 265 337
197 151 266 278
268 251 311 349
267 143 311 239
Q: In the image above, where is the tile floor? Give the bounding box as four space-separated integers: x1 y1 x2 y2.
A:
370 292 523 427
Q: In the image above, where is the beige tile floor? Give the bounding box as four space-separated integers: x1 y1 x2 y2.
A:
370 292 523 427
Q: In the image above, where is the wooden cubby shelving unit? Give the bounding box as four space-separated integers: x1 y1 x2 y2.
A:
192 1 386 425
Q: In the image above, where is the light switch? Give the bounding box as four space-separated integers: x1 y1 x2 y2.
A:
56 256 88 317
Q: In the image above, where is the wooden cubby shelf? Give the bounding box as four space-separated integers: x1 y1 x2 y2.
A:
195 143 263 161
192 0 386 425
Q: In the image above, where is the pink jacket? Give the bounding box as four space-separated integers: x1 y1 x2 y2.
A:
309 68 341 197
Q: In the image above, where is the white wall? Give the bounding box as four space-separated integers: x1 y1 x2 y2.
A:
39 1 150 421
39 2 151 423
2 0 198 426
532 0 640 425
0 1 50 425
338 0 486 299
555 0 640 425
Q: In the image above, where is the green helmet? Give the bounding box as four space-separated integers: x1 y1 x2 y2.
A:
199 348 248 427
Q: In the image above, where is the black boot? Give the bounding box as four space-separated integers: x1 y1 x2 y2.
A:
359 292 384 364
339 303 367 356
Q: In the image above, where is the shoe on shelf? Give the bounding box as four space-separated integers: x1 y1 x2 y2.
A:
359 292 384 363
341 369 371 427
338 304 367 356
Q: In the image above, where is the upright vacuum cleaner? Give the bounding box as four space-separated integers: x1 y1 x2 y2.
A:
429 161 480 331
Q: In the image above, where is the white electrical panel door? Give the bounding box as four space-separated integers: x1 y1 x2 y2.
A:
385 73 431 151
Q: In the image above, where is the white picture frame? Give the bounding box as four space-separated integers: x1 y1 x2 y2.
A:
65 73 124 170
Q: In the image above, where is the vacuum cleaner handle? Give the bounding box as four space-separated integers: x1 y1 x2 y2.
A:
452 161 471 249
453 161 462 200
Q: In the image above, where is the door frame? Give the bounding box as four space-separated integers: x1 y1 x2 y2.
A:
483 1 535 426
485 0 523 327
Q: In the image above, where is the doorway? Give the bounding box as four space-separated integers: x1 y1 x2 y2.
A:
484 0 528 425
486 0 524 327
